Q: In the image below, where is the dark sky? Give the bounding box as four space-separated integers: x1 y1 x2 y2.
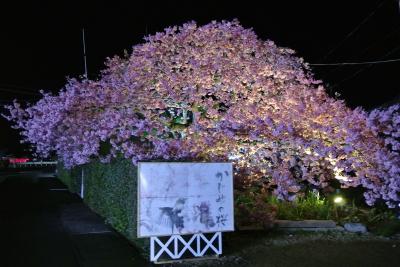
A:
1 0 399 156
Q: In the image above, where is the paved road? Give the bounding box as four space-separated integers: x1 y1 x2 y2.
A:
0 169 148 267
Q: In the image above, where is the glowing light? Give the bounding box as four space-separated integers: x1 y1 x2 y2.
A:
333 196 344 204
304 148 319 156
334 173 349 181
333 167 349 181
9 158 30 164
228 154 241 160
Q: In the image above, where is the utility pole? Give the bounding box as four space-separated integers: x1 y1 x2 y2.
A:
81 28 87 199
82 28 88 78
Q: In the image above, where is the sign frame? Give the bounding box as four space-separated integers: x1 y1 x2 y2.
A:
137 162 234 238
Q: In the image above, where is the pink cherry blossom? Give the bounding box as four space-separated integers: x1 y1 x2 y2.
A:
3 20 399 208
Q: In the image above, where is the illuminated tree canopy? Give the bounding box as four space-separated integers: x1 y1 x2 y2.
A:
4 20 399 207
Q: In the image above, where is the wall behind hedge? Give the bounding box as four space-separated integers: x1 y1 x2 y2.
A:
57 159 149 253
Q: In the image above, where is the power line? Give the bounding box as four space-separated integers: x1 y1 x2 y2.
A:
0 97 37 101
319 0 387 62
0 84 42 98
0 88 40 96
319 23 400 79
309 57 400 66
329 44 400 89
0 83 40 93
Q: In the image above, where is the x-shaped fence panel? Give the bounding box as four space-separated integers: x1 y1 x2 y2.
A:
150 232 222 263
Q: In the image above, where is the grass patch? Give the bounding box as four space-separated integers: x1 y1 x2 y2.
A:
267 192 333 221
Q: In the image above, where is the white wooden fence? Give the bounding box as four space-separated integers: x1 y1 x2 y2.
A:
9 161 57 168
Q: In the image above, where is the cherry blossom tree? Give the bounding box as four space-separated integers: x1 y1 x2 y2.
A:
4 20 399 208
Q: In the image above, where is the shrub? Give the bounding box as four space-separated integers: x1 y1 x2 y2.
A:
267 191 333 221
373 219 400 237
57 162 81 193
235 189 277 228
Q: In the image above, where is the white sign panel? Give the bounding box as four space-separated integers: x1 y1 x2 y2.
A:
137 162 234 238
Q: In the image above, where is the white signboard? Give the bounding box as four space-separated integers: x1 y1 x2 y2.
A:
137 162 234 238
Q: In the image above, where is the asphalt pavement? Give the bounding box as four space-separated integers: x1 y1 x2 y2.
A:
0 168 148 267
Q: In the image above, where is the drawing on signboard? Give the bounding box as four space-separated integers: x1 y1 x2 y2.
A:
157 198 186 232
137 162 234 237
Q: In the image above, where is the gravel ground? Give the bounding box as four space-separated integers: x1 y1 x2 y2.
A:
169 230 400 267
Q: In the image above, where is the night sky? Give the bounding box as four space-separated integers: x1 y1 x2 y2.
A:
1 1 399 156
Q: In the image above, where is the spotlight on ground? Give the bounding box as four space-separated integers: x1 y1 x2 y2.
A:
333 196 344 204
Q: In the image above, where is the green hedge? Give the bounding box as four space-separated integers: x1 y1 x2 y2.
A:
57 159 149 254
57 162 82 193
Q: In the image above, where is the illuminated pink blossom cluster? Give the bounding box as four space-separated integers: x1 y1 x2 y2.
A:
4 21 399 207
